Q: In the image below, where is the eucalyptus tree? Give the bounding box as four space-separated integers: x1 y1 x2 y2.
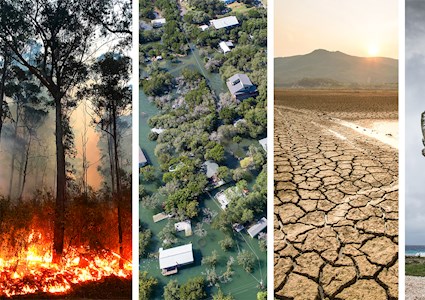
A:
0 0 130 263
0 43 11 143
4 66 46 201
86 52 131 267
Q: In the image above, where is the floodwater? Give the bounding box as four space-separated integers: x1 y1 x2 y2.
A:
139 50 267 299
156 45 227 98
139 187 267 300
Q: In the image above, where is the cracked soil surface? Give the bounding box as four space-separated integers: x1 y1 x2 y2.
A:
274 102 398 300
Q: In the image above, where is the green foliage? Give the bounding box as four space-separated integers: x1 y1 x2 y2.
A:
139 0 155 19
232 135 242 144
219 107 238 124
213 289 234 300
140 165 156 182
240 156 253 169
258 239 267 252
148 131 159 141
205 143 225 162
158 221 178 248
406 257 425 276
164 279 180 300
163 20 188 54
142 70 174 96
185 80 211 108
232 167 251 182
201 249 219 267
219 235 235 251
139 271 158 300
140 193 161 210
257 291 267 300
183 10 209 24
139 227 152 258
139 185 147 198
236 179 248 191
140 29 163 43
179 276 206 300
217 166 232 182
187 0 225 17
212 212 231 233
237 249 255 273
182 68 203 82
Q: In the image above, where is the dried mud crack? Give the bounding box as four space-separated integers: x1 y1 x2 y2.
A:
274 106 398 300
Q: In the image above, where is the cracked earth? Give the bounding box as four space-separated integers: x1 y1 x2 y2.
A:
274 106 398 300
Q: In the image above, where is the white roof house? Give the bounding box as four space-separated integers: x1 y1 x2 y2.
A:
159 243 194 270
219 41 234 54
226 73 258 100
203 160 219 178
216 191 230 210
259 137 267 152
151 127 165 134
151 18 166 27
199 24 209 31
210 16 239 29
139 147 148 167
247 217 267 238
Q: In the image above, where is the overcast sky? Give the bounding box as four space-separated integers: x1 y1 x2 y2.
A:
406 0 425 245
275 0 398 59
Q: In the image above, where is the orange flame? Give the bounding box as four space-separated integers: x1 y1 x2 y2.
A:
0 230 132 298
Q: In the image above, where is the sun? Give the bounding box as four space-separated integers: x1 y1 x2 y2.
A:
367 45 380 57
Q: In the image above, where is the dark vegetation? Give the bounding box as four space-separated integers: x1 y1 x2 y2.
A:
406 257 425 277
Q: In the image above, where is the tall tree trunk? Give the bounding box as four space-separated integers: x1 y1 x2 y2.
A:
0 49 9 144
108 123 116 195
18 133 31 202
17 146 25 198
8 103 20 200
112 102 123 269
82 101 88 203
53 94 66 264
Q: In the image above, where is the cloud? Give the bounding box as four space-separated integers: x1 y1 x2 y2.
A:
406 0 425 244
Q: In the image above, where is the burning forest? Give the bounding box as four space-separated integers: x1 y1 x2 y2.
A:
0 0 133 298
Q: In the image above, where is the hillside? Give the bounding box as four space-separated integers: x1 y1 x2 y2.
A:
275 49 398 87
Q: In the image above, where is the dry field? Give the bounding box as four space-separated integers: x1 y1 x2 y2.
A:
274 89 398 299
275 89 398 120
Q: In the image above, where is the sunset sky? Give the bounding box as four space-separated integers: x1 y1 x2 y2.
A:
275 0 398 59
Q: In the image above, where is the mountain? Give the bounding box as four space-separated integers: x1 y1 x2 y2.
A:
274 49 398 87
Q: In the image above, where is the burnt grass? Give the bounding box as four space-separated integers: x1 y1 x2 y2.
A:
275 89 398 117
5 276 131 300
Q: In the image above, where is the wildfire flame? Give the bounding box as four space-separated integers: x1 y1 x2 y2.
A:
0 230 132 298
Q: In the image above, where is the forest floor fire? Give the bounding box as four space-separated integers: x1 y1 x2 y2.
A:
0 230 132 298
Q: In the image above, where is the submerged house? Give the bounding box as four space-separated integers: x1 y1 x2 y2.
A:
226 74 258 100
202 160 219 179
259 137 267 152
216 191 230 210
219 41 234 54
199 24 209 31
247 217 267 238
139 147 148 167
221 0 236 4
151 18 166 28
159 243 194 276
210 16 239 30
